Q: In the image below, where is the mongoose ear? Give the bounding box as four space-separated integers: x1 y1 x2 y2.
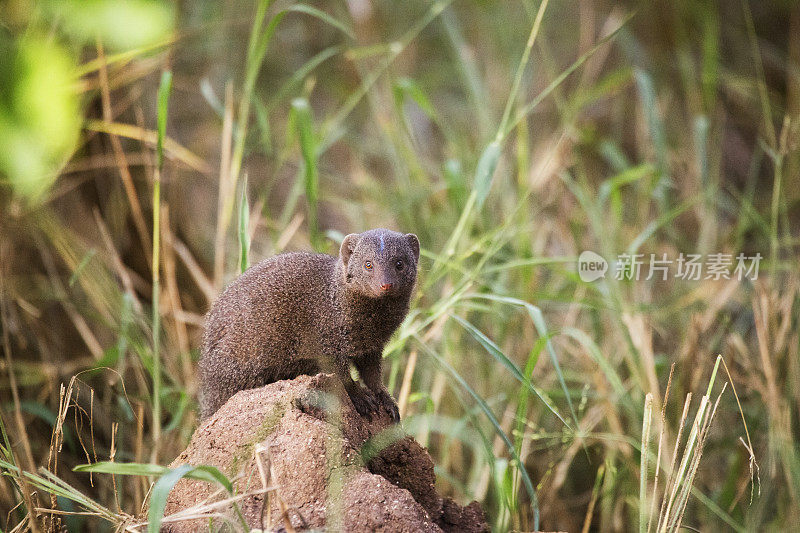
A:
405 233 420 263
340 233 359 266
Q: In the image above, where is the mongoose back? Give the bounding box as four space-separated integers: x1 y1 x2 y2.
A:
199 228 420 420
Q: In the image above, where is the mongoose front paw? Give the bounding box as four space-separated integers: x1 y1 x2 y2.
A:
377 389 400 423
348 386 379 418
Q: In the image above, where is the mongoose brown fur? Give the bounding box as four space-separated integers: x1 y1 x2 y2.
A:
199 228 420 421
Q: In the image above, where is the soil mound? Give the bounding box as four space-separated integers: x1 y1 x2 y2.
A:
159 373 489 532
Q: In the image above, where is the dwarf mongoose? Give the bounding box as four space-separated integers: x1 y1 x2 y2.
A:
199 228 420 421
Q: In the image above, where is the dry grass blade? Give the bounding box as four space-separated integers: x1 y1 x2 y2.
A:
581 464 605 533
84 120 211 174
254 444 272 529
92 208 142 314
647 364 675 533
160 206 192 383
640 392 653 533
170 237 216 305
274 213 304 253
95 40 153 269
652 357 735 533
672 383 727 532
151 487 273 530
662 393 709 531
396 349 418 418
0 248 40 533
656 393 692 533
214 81 235 290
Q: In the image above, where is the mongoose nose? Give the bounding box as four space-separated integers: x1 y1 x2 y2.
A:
381 283 393 291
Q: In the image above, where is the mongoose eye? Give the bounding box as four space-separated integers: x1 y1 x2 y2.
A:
395 260 404 271
364 260 373 271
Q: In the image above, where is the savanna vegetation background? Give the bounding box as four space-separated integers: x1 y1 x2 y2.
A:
1 0 799 531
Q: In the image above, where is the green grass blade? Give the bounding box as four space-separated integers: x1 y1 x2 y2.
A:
526 304 580 429
264 45 342 111
561 327 627 400
73 461 233 493
450 313 570 428
416 337 540 531
627 197 699 255
318 0 455 148
147 464 192 533
511 338 546 505
0 411 16 462
640 393 653 533
393 77 438 120
441 10 491 138
151 69 172 457
496 0 549 142
634 69 666 179
505 11 636 138
598 164 653 206
0 459 118 522
238 173 250 273
74 461 168 477
224 3 350 244
68 248 97 287
253 97 273 154
156 71 172 169
467 293 581 432
290 97 319 246
283 4 354 40
474 140 501 211
177 465 233 492
443 158 467 207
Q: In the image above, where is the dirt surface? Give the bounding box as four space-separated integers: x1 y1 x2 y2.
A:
158 374 489 532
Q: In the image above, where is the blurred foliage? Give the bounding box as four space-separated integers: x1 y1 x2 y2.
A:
0 34 79 199
44 0 175 52
0 0 173 201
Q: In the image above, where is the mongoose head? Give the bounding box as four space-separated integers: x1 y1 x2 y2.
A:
339 229 420 298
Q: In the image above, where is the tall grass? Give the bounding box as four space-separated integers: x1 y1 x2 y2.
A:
150 69 172 463
1 0 798 531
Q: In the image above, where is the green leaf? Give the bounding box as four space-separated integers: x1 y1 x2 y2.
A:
598 164 653 206
148 464 234 532
147 464 192 533
73 462 233 532
69 249 97 287
393 77 437 119
74 461 168 477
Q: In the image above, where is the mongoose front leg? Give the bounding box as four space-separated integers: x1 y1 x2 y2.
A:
331 352 378 418
355 354 399 423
